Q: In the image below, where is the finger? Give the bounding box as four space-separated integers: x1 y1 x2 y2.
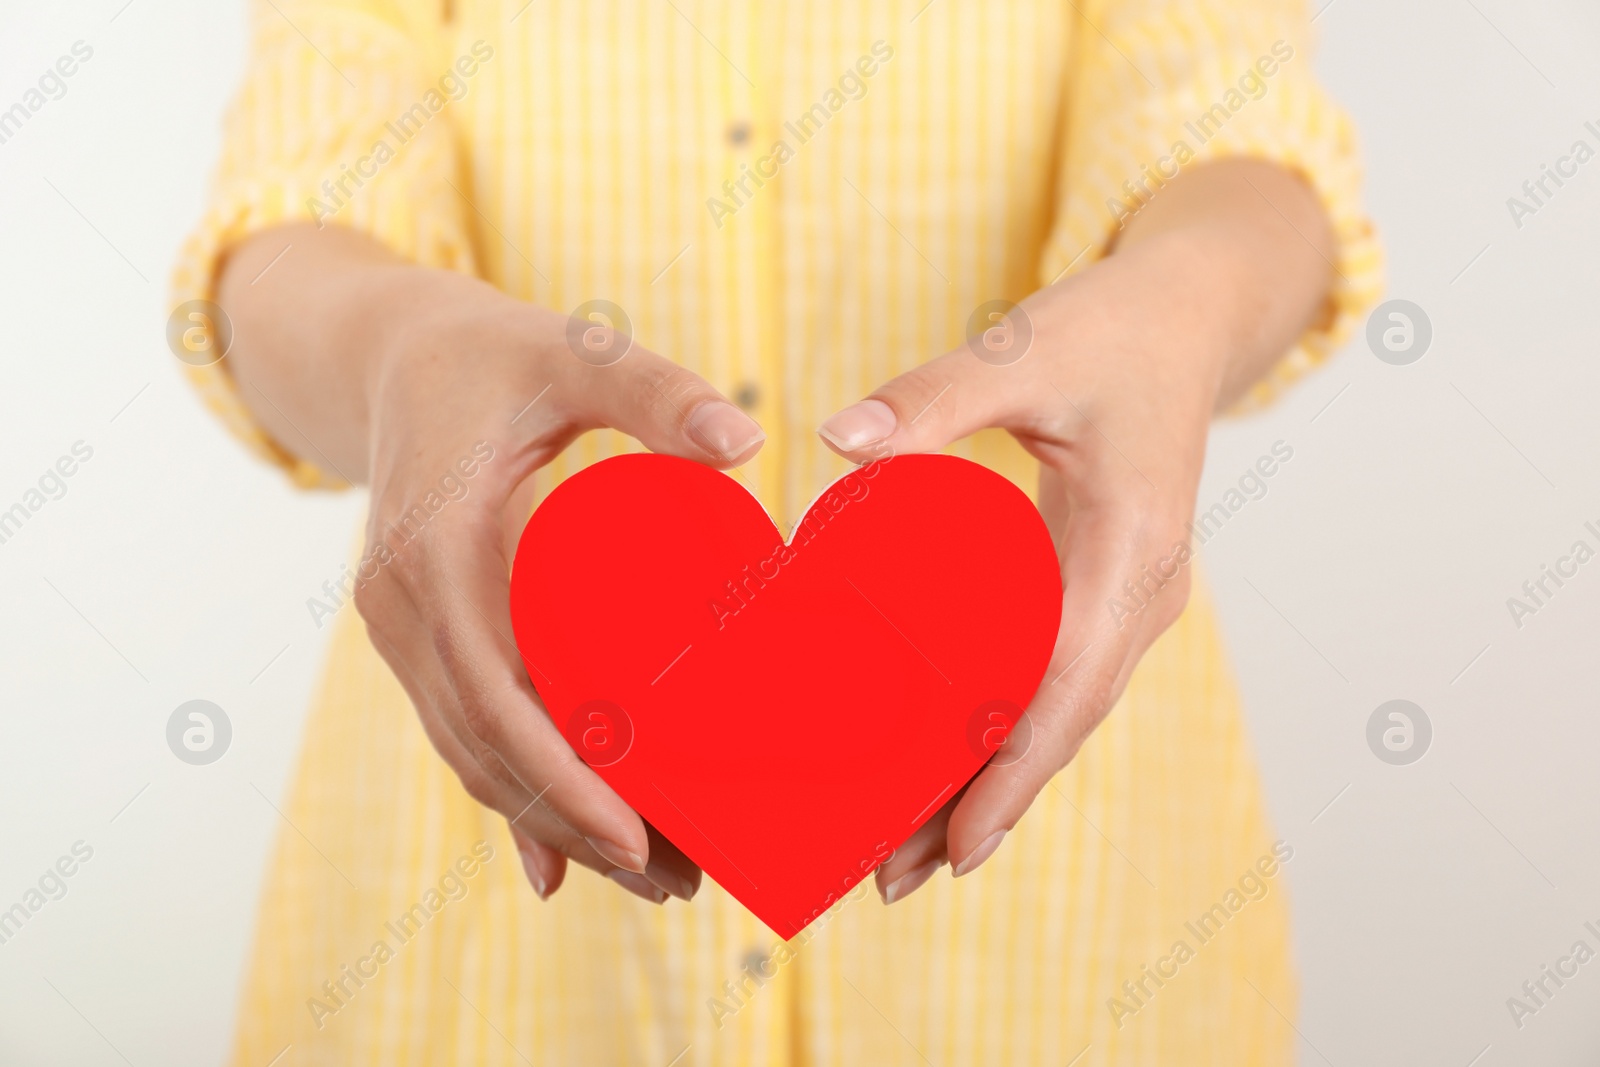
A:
359 479 678 907
641 822 702 902
945 502 1173 877
364 514 654 876
409 519 656 874
605 868 669 905
510 812 665 906
816 320 1039 461
381 624 664 906
367 620 605 869
506 785 667 904
366 614 544 821
875 794 955 904
509 824 567 900
554 340 765 467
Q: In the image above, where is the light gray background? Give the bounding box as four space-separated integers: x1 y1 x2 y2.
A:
2 1 1597 1063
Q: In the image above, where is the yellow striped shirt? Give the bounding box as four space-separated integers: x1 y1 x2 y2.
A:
172 0 1381 1062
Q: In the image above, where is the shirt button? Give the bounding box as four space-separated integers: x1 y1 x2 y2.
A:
733 381 761 411
726 120 752 147
742 948 770 974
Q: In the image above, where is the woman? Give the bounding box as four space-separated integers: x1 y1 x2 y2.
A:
174 0 1379 1062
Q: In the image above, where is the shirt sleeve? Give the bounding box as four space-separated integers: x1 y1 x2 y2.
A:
1038 0 1383 414
169 0 478 488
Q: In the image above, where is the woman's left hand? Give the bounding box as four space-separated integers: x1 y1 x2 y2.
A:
812 159 1337 904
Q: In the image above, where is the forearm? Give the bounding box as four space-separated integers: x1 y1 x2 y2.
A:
215 223 509 483
1110 158 1336 409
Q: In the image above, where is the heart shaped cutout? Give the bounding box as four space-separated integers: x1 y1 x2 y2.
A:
510 452 1061 936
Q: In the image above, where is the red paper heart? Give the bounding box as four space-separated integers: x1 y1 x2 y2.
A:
510 452 1062 936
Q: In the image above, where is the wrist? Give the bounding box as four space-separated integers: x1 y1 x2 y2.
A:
1109 159 1335 407
361 265 502 389
360 265 562 447
1118 227 1250 388
356 265 569 505
1035 233 1236 417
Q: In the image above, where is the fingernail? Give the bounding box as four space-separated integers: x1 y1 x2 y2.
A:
818 399 897 451
880 858 943 905
952 830 1006 878
687 400 765 459
646 866 697 902
607 868 668 904
587 836 647 874
517 848 550 900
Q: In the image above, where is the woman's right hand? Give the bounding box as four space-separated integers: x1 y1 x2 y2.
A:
218 223 766 904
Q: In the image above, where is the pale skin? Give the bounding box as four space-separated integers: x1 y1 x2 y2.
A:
216 157 1334 908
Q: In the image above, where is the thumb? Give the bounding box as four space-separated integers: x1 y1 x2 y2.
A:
817 322 1032 460
556 313 765 468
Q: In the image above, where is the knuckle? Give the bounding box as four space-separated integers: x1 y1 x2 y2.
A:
455 689 499 745
360 617 387 659
519 411 578 460
453 765 502 810
475 746 526 793
646 361 702 403
1151 584 1190 633
1065 676 1118 741
429 617 462 671
639 363 706 427
871 370 949 429
351 573 387 622
433 622 501 744
383 540 428 588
